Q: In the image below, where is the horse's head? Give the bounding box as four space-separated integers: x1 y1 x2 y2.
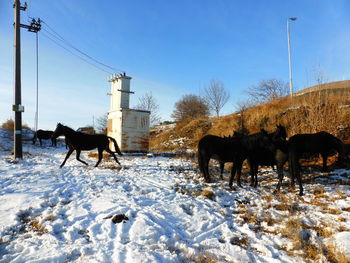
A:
52 123 64 139
260 128 268 135
272 125 287 141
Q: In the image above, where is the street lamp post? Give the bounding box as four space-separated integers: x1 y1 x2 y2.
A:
287 17 297 97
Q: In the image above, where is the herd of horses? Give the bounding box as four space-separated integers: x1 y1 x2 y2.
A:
32 123 347 196
198 125 347 195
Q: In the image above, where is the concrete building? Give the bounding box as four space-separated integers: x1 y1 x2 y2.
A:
107 74 150 153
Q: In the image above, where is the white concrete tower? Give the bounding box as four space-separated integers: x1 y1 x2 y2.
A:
107 73 150 153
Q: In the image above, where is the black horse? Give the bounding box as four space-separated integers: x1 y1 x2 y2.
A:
288 131 346 196
229 125 289 191
197 132 244 182
33 129 56 147
52 123 122 168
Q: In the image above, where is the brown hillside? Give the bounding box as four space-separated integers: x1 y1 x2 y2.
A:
150 80 350 152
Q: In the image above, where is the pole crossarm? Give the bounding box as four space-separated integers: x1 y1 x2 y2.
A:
20 18 41 33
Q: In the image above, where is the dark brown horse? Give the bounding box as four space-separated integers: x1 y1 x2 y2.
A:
229 125 288 191
288 131 346 195
33 129 56 147
197 132 244 182
52 123 122 168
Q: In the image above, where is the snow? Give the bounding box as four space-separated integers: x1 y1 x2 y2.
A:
1 128 350 262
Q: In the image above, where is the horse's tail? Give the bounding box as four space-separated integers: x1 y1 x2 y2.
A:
334 136 347 161
197 143 210 182
108 136 123 156
197 149 204 175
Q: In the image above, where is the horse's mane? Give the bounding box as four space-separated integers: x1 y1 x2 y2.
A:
57 123 76 134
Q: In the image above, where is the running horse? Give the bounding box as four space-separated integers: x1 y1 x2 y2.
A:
52 123 122 168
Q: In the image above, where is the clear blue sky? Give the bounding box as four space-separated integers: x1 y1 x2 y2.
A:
1 0 350 130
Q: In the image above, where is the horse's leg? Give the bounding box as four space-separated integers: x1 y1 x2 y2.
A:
229 163 237 189
94 148 103 167
235 160 243 187
288 152 297 189
203 157 211 183
295 167 303 196
39 138 42 146
76 149 88 166
219 161 224 180
275 162 284 192
247 160 254 186
253 164 259 188
198 152 211 183
321 154 328 172
60 148 74 168
106 148 121 165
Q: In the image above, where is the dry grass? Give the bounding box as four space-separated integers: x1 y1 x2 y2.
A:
341 207 350 212
239 210 258 224
338 226 349 232
320 208 342 215
229 235 249 248
200 189 215 200
87 152 111 160
259 213 279 227
338 217 347 222
191 254 218 263
46 214 55 221
1 118 30 130
30 220 48 235
303 224 334 238
324 243 348 263
313 187 327 198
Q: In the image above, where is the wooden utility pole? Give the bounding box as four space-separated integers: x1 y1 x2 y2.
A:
13 0 41 159
13 0 25 159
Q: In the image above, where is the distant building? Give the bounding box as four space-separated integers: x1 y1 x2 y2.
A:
107 74 150 153
77 126 95 135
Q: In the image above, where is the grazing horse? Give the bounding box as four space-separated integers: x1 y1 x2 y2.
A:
288 131 346 196
52 123 122 168
197 132 244 182
229 125 289 191
33 129 56 147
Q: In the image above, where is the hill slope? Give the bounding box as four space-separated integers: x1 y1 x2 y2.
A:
150 80 350 153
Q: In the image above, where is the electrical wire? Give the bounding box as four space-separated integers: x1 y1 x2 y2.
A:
41 20 125 74
41 31 114 75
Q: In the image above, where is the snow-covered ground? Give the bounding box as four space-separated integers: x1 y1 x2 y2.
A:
1 129 350 263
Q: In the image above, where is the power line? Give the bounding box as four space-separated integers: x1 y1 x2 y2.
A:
41 31 114 75
41 21 125 74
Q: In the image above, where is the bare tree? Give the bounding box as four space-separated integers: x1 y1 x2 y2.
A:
235 99 252 134
135 92 161 127
246 78 289 104
171 94 209 122
204 79 230 117
96 114 108 134
313 62 328 87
